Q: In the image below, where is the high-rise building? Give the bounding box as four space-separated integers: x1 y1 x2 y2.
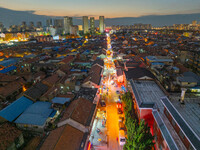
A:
54 19 64 35
78 25 83 31
54 19 64 28
99 16 104 33
46 19 53 27
83 16 89 34
37 22 42 28
64 16 73 34
90 17 95 34
70 25 79 35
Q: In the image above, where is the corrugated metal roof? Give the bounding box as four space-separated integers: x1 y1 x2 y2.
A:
153 110 178 150
15 102 54 126
0 96 33 122
0 59 18 67
51 97 71 104
161 97 200 150
0 66 17 73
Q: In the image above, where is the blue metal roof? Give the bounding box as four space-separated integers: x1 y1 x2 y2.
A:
0 66 17 73
49 110 57 117
51 97 71 104
15 102 55 126
0 59 18 67
0 96 33 122
151 62 165 65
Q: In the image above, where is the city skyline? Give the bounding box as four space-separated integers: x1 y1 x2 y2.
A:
0 0 200 18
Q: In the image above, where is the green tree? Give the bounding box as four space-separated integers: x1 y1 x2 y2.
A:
124 119 154 150
122 92 154 150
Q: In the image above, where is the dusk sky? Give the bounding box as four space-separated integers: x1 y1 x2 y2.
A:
1 0 200 18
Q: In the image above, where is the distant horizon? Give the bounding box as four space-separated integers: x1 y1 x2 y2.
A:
0 7 200 27
0 6 200 19
1 0 200 18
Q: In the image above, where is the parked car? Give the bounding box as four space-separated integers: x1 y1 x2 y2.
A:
100 100 106 107
117 108 123 114
119 122 125 130
116 90 120 94
119 116 124 122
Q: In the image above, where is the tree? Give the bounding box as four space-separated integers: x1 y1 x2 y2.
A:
122 91 154 150
124 119 154 150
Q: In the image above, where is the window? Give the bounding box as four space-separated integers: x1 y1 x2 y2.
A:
179 130 185 139
171 119 176 127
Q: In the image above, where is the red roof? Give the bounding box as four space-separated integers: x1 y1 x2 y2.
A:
61 56 74 64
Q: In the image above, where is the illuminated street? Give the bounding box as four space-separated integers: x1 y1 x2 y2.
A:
104 34 124 150
90 33 124 150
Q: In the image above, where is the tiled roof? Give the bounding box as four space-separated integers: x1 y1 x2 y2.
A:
61 56 74 64
40 126 65 150
54 125 85 150
125 67 155 80
89 65 102 75
0 96 33 122
71 98 93 125
24 83 48 101
92 59 104 67
42 74 61 86
0 123 22 150
59 98 94 126
0 80 23 97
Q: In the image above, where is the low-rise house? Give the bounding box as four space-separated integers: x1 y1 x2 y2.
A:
0 79 25 101
0 65 17 74
151 62 165 69
33 71 46 83
146 56 173 66
92 59 104 68
42 74 63 88
58 55 75 66
177 76 198 87
177 72 200 88
124 67 155 89
0 74 20 86
43 97 97 150
0 96 33 123
82 65 103 89
51 97 71 111
77 87 99 104
0 123 24 150
15 101 57 132
40 86 59 101
24 82 48 101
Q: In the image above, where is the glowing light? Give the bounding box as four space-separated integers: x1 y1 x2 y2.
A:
23 85 27 92
87 142 91 150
